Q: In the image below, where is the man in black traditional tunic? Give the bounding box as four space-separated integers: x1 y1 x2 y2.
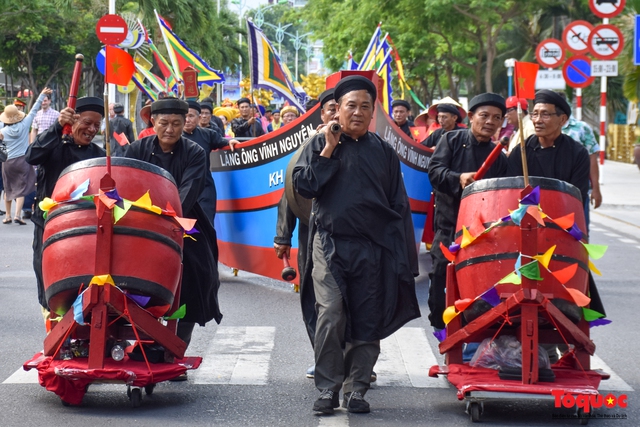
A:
427 93 508 332
421 101 467 148
391 99 414 138
108 103 135 157
293 76 420 414
25 97 106 316
231 97 265 138
183 100 238 223
125 99 223 364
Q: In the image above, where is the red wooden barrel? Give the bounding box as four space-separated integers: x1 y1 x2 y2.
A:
454 177 588 306
42 157 184 316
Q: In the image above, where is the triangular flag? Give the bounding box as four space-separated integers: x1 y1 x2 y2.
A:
98 189 117 209
449 243 461 253
565 287 591 307
440 242 456 262
443 305 459 325
164 201 177 217
551 263 578 285
589 318 612 327
175 216 197 231
582 307 605 322
582 243 608 260
520 186 540 205
520 260 543 281
588 260 602 276
568 223 583 240
533 245 556 269
480 286 501 307
460 226 476 248
514 61 539 99
454 298 474 312
515 254 522 278
164 304 187 320
39 197 57 212
113 200 132 223
526 205 545 226
89 274 115 287
69 178 90 200
433 328 447 342
113 131 130 147
105 45 135 86
498 271 522 285
469 215 485 238
510 205 528 225
133 191 153 209
552 212 574 230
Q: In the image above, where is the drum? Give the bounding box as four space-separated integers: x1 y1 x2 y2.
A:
42 158 184 316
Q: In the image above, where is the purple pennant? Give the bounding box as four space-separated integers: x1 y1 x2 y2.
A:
480 286 501 307
500 214 512 223
449 243 460 253
433 329 447 342
127 294 151 307
105 188 125 209
568 224 583 241
589 318 612 328
520 186 540 206
185 227 200 235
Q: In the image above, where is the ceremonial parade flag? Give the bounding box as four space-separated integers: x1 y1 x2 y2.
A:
246 20 306 112
387 36 428 110
131 74 158 101
357 23 381 71
375 45 394 114
347 52 359 70
514 61 539 100
155 11 225 86
105 46 135 86
410 126 428 142
113 132 130 147
134 62 167 93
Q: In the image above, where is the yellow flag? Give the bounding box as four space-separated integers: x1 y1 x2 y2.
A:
460 226 475 248
443 305 459 325
533 245 556 269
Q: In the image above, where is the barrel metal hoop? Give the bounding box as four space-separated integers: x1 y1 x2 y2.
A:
455 252 588 272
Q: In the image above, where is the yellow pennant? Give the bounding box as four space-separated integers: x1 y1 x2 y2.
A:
533 245 556 269
588 260 602 276
89 274 115 287
443 305 459 325
460 226 475 248
39 197 58 211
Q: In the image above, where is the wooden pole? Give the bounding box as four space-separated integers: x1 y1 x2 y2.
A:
517 103 529 187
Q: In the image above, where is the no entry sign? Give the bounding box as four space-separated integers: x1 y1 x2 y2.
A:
96 14 128 46
589 24 624 60
563 55 595 89
535 39 566 68
589 0 626 19
563 21 594 55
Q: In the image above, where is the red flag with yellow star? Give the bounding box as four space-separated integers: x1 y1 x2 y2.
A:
105 46 135 86
409 126 427 142
514 61 539 100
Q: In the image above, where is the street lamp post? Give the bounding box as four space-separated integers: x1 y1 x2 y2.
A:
261 22 293 56
231 0 248 88
290 31 312 82
504 58 516 98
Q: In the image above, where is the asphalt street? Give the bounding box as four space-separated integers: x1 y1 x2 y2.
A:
0 162 638 426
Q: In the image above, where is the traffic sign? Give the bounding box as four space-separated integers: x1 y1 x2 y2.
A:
535 39 566 69
634 14 640 65
589 24 624 60
562 55 595 89
535 70 566 90
96 14 128 45
591 60 619 76
563 20 594 54
589 0 626 19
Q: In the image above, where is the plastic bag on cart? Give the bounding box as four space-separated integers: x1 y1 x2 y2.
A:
469 335 551 370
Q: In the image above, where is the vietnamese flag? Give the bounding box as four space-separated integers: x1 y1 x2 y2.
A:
514 61 539 100
113 131 129 146
409 126 428 142
105 46 135 86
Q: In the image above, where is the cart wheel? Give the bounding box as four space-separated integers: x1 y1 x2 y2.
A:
469 402 481 423
130 387 142 408
127 385 132 398
61 399 71 407
144 384 156 395
577 408 589 425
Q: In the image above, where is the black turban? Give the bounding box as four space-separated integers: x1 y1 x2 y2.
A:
392 99 411 111
200 103 213 113
534 89 571 117
187 100 201 113
237 97 251 106
468 93 506 116
318 88 335 108
436 103 461 117
334 75 377 103
76 97 105 116
151 98 189 115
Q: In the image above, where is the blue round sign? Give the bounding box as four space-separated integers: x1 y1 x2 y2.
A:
562 55 595 89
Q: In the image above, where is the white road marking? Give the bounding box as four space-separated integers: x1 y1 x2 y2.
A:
375 328 448 388
2 367 38 384
589 227 604 232
318 409 349 426
591 354 634 392
604 232 621 237
192 326 275 385
618 238 637 244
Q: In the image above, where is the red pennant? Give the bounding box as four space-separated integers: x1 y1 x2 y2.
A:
113 131 130 147
552 213 575 230
98 189 117 209
105 45 135 86
439 242 456 262
526 206 545 226
514 61 539 100
551 263 578 285
165 201 177 217
468 215 485 238
565 287 591 307
454 298 474 312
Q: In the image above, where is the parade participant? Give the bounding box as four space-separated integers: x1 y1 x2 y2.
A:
505 96 534 154
280 106 299 126
25 96 106 315
293 75 419 414
231 97 265 138
1 88 51 225
200 98 225 135
183 100 238 223
427 93 508 332
138 101 156 139
391 99 414 138
125 98 223 367
216 108 234 137
108 103 135 157
13 99 27 112
267 109 282 132
421 98 466 148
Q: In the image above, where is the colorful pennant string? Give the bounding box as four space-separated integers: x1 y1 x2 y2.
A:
550 263 578 285
582 307 605 322
520 186 540 205
164 304 187 320
564 287 591 307
498 271 521 285
552 212 575 230
533 245 556 269
440 242 456 262
582 243 608 260
520 260 543 280
480 287 501 307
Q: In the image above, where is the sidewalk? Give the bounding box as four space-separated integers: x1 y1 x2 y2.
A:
593 160 640 229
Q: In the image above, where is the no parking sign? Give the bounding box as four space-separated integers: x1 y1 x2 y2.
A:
562 55 595 89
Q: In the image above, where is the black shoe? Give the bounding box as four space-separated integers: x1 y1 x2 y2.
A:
313 389 339 414
370 370 377 383
342 391 370 413
22 211 31 219
0 210 4 216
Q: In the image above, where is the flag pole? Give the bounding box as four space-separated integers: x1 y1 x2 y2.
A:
517 103 529 188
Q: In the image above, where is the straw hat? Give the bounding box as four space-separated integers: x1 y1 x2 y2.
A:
280 106 299 117
0 105 26 125
216 107 234 122
414 96 467 127
139 103 152 125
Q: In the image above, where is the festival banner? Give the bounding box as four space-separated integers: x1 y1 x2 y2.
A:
358 23 382 71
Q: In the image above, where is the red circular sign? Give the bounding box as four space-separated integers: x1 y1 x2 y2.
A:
95 14 128 45
563 20 594 55
562 55 595 89
588 24 624 60
535 38 566 69
589 0 626 19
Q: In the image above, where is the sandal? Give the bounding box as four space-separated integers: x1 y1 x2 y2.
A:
14 218 26 225
2 218 12 224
